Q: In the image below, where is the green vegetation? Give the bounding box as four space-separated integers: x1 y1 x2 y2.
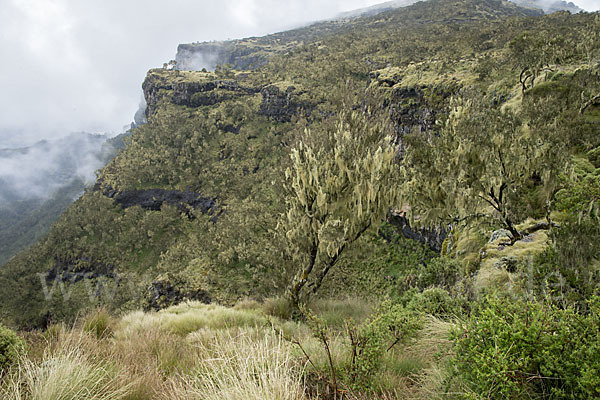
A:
402 92 567 240
452 295 600 399
0 323 24 373
282 109 398 306
0 0 599 398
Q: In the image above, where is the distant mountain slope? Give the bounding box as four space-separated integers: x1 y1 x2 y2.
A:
510 0 582 13
0 181 85 266
336 0 420 18
0 133 128 266
175 0 541 71
0 0 597 328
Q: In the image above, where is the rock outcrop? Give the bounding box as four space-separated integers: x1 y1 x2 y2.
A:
387 211 447 253
259 84 305 122
142 70 258 118
46 256 116 285
146 276 211 311
103 188 217 219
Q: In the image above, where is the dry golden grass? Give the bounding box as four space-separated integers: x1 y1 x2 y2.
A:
0 299 460 400
1 328 134 400
159 330 309 400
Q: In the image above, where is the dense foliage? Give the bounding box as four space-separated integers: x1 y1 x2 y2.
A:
453 295 600 399
0 323 24 373
282 109 398 305
0 2 598 397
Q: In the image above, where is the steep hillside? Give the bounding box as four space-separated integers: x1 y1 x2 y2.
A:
0 133 127 266
175 0 541 71
0 0 598 331
511 0 582 13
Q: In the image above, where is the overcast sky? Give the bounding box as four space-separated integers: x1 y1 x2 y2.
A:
0 0 389 147
0 0 598 148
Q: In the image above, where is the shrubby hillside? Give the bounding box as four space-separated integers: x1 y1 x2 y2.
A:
0 133 127 266
0 0 599 397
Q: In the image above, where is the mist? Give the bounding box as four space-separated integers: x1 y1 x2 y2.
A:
0 0 393 147
0 133 109 202
1 0 597 147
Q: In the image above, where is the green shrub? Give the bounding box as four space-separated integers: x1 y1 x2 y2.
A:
346 302 423 391
525 217 600 311
452 295 600 399
414 256 461 290
406 288 464 318
82 309 114 340
0 323 25 373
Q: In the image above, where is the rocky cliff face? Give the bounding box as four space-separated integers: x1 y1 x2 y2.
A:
142 69 259 118
387 211 447 253
103 188 217 219
176 42 272 71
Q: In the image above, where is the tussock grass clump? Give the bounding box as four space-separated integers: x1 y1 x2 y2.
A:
0 323 25 373
160 330 309 400
263 297 295 320
309 297 374 328
0 331 133 400
82 308 115 340
117 301 267 338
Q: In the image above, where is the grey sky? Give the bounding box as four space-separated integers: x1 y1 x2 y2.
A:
0 0 387 147
575 0 600 11
0 0 597 147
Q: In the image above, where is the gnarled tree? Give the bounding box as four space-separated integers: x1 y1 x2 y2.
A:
401 92 568 242
281 109 398 306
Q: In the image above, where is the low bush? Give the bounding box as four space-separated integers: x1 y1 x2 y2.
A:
452 295 600 399
0 323 25 373
414 257 461 290
296 301 423 394
405 288 464 318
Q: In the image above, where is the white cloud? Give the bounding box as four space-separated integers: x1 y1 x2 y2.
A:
0 0 597 148
573 0 600 11
0 0 384 147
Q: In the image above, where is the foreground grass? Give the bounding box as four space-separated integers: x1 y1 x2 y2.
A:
0 299 455 400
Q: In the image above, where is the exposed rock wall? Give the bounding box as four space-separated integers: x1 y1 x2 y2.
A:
142 71 258 118
103 188 217 218
387 211 447 253
46 256 116 285
259 85 304 122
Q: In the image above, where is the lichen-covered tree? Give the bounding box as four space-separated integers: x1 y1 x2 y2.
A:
401 92 568 242
508 29 567 92
281 110 398 306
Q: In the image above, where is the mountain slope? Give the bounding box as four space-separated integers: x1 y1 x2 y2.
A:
0 133 128 266
510 0 582 13
0 0 597 328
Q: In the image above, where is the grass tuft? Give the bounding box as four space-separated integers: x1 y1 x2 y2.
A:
159 330 308 400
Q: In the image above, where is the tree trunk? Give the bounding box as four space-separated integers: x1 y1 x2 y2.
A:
310 221 372 295
289 243 318 307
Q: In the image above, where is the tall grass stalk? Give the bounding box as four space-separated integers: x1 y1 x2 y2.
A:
160 331 309 400
1 332 133 400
